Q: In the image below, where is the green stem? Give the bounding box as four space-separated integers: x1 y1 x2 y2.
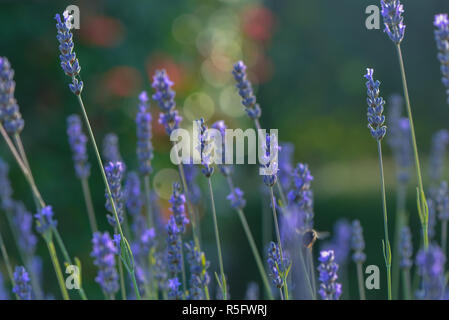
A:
377 141 392 300
207 178 227 300
81 178 98 233
47 240 70 300
76 94 140 298
392 183 406 299
395 44 428 249
357 262 366 300
402 269 412 300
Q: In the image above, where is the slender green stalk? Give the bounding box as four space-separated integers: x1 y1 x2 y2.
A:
207 178 227 300
395 44 428 249
225 175 273 299
117 254 127 300
75 94 140 299
269 186 289 300
47 240 70 300
377 141 392 300
392 183 406 299
143 175 154 229
81 178 98 233
402 269 412 300
356 262 366 300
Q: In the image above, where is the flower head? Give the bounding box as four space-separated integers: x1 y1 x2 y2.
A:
91 232 120 295
399 226 413 269
267 241 289 289
54 13 83 94
185 241 210 300
287 163 314 231
67 114 90 179
232 61 261 119
351 220 366 264
260 132 279 187
317 250 342 300
169 182 189 233
12 266 32 300
104 161 125 226
167 277 183 300
152 70 181 135
416 245 446 299
0 57 24 134
124 171 143 217
227 188 246 210
380 0 406 44
365 68 386 141
434 13 449 104
166 216 182 275
136 91 154 175
34 205 57 236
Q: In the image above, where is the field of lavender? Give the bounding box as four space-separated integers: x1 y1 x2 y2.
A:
1 1 449 301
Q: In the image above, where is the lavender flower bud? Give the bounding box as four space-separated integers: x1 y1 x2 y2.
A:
380 0 406 44
185 241 210 300
232 61 261 120
434 14 449 104
436 181 449 221
351 220 366 264
91 232 120 295
136 91 154 175
166 216 182 275
386 95 412 184
0 157 14 212
416 244 446 300
152 70 182 135
399 226 413 269
13 201 37 256
317 250 342 300
104 161 125 226
429 129 449 185
34 205 57 237
267 242 289 289
102 133 124 165
124 171 143 217
169 182 189 233
12 266 32 300
167 277 183 300
227 187 246 210
0 57 24 134
365 68 386 141
54 13 83 95
196 118 214 178
66 114 90 179
260 133 279 187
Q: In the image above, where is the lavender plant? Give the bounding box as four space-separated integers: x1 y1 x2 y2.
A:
317 250 342 300
434 14 449 104
364 68 392 299
12 266 32 300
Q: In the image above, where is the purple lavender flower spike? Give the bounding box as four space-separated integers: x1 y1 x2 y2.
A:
91 232 120 295
54 13 83 95
267 241 289 289
13 201 37 256
351 220 366 264
288 163 314 231
169 182 189 233
0 157 14 211
124 171 143 217
152 70 182 135
365 68 386 141
67 114 90 179
102 133 124 165
399 226 413 270
416 245 446 300
0 57 24 134
380 0 406 44
136 91 154 175
232 61 261 120
434 14 449 104
260 132 279 187
196 118 214 178
227 188 246 210
104 161 125 226
317 250 342 300
387 95 412 184
167 277 183 300
185 241 210 300
429 129 449 186
12 266 32 300
166 216 182 275
34 205 58 236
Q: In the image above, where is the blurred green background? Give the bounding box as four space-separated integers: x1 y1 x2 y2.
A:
1 0 449 299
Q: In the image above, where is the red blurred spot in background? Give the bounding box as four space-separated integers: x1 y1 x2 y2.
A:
80 16 125 47
103 66 142 97
241 5 275 43
251 53 274 84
